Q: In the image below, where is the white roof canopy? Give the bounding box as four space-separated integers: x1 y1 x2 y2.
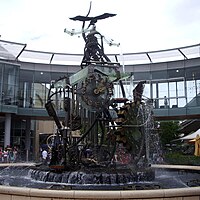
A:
179 129 200 140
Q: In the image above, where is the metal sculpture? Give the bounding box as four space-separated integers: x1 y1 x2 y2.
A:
45 5 152 171
69 3 116 67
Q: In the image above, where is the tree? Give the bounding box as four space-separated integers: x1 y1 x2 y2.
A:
159 121 180 146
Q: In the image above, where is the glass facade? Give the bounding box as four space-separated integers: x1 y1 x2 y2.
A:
0 61 199 113
0 62 19 106
16 69 72 109
113 62 200 110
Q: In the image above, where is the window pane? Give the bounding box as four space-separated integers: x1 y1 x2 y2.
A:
152 83 157 98
197 80 200 94
169 98 177 108
33 83 47 108
143 83 150 99
124 83 133 99
178 97 186 107
169 82 176 98
158 82 168 98
187 80 196 103
177 81 185 97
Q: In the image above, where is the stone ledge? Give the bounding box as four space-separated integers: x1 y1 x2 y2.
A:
151 164 200 170
0 185 200 199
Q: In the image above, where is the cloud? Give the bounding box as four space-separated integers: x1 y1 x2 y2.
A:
1 0 200 53
166 0 200 26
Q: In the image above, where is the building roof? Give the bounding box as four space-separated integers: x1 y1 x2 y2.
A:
1 39 200 65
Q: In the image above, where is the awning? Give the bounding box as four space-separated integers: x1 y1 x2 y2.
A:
178 129 200 140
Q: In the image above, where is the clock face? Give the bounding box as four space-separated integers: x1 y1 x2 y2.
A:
77 71 114 111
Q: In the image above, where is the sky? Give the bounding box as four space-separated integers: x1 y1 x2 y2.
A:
1 0 200 54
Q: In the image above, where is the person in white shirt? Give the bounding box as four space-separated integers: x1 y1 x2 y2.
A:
42 149 48 165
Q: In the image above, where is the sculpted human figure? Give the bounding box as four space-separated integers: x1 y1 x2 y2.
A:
194 134 200 156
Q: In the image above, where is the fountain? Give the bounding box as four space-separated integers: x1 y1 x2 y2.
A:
33 5 157 186
1 4 200 200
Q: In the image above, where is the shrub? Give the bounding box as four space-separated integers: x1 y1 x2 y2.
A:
165 153 200 166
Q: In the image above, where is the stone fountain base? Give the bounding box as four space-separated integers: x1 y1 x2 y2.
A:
29 165 155 186
2 163 200 200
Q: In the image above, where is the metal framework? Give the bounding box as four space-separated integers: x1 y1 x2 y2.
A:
0 39 200 66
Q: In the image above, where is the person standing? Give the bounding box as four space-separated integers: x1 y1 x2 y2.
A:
13 148 18 162
42 149 48 165
3 149 9 162
164 96 168 108
0 148 3 162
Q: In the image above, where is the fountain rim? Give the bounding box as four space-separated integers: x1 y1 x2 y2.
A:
1 163 200 199
1 162 200 170
0 184 200 199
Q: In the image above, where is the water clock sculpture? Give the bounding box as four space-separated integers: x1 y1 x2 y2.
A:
43 4 156 184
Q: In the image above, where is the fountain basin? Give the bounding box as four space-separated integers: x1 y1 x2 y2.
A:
1 163 200 199
29 166 155 186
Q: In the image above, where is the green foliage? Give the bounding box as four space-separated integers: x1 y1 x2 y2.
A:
165 152 200 166
159 121 180 146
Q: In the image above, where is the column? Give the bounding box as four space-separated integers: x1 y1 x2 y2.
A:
25 119 31 162
4 113 11 148
34 121 40 161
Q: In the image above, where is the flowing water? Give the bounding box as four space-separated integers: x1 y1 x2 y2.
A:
0 166 200 190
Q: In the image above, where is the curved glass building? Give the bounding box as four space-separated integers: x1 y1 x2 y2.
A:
0 40 200 160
